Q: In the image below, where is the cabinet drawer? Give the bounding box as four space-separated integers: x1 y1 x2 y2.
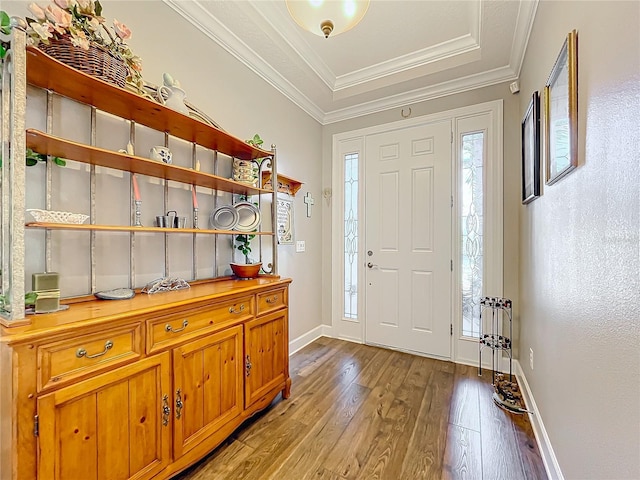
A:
147 296 254 353
257 288 287 315
37 323 142 392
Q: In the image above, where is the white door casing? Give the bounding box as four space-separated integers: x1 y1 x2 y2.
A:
331 99 503 365
364 121 452 357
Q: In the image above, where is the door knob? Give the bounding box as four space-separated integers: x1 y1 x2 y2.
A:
367 262 378 269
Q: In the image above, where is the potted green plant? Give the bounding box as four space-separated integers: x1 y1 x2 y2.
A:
231 194 261 279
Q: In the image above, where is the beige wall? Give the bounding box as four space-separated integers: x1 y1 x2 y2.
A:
518 1 640 478
3 1 325 342
321 83 522 355
110 1 325 343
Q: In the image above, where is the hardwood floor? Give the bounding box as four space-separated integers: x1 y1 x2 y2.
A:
174 338 547 480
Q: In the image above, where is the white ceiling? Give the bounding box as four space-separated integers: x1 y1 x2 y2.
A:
164 0 538 124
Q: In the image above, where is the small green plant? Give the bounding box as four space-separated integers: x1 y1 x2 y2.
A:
1 11 10 60
26 148 66 166
235 232 256 263
246 133 264 148
0 291 38 311
234 193 257 264
0 148 66 167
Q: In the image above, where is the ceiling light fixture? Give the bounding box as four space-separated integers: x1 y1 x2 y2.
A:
286 0 370 38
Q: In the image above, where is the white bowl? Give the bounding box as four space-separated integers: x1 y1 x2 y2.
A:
27 209 89 224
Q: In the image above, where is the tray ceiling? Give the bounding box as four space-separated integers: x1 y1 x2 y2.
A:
164 0 538 124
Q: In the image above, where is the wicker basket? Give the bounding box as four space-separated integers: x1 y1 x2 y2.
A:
39 36 128 87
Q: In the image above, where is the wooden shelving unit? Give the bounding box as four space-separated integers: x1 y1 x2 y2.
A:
261 171 303 196
25 47 272 161
26 130 272 195
24 223 274 235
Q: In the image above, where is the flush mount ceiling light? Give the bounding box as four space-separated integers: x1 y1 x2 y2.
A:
286 0 370 38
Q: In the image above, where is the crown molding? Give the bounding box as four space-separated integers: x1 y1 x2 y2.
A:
166 0 537 125
249 2 337 90
333 34 480 91
334 1 481 91
510 0 539 78
163 0 325 124
322 65 517 124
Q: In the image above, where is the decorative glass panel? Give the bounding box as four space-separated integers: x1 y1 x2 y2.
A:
461 133 484 337
344 153 358 319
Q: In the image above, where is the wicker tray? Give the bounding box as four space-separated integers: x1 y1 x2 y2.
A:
39 36 128 87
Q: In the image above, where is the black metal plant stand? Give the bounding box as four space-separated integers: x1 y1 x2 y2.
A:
478 296 528 413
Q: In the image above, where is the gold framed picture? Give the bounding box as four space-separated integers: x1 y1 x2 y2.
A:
544 30 578 185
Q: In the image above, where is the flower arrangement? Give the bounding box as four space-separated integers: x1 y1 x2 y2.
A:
22 0 142 87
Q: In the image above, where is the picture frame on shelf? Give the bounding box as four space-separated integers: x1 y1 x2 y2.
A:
522 91 541 204
544 29 578 185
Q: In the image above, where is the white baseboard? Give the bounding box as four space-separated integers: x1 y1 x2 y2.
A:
515 360 564 480
289 324 332 355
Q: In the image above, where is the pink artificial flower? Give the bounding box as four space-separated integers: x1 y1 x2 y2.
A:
44 4 72 28
87 16 100 31
130 56 142 72
31 22 53 40
76 0 92 12
27 3 46 21
53 0 71 9
70 31 90 50
113 19 132 40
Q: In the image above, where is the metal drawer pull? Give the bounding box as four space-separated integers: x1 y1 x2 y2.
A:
265 295 279 304
162 394 170 427
229 304 245 314
245 355 252 377
165 319 188 333
76 340 113 359
175 389 183 419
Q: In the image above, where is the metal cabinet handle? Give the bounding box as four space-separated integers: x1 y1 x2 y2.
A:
229 304 245 314
175 389 183 420
245 355 252 377
76 340 113 359
162 394 170 427
165 319 188 333
265 295 278 304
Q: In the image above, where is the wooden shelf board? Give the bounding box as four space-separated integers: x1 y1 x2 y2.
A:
25 47 272 161
26 223 274 236
261 171 303 196
26 130 272 195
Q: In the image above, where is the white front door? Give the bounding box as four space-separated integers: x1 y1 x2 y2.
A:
364 120 452 357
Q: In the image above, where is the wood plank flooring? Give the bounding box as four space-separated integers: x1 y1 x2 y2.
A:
174 338 547 480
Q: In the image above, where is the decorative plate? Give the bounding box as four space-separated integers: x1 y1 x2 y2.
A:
210 205 239 230
95 288 136 300
234 201 261 232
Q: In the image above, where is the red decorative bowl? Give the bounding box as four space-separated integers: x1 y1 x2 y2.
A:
230 263 262 279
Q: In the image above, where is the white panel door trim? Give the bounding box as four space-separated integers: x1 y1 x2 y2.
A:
331 100 504 362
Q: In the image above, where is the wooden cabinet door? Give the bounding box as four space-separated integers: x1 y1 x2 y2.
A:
244 309 288 408
172 325 243 459
37 353 171 480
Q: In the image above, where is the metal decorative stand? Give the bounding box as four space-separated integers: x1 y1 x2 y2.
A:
478 296 528 413
478 296 513 382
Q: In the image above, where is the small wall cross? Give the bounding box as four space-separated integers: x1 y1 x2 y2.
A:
303 192 315 218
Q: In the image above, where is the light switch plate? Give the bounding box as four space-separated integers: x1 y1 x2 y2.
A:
296 240 305 252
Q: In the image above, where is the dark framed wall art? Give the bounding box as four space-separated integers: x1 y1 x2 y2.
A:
522 91 541 204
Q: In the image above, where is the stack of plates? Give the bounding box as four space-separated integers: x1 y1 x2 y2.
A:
210 202 261 231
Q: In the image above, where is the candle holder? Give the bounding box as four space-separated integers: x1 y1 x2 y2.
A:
134 200 143 227
193 207 199 229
